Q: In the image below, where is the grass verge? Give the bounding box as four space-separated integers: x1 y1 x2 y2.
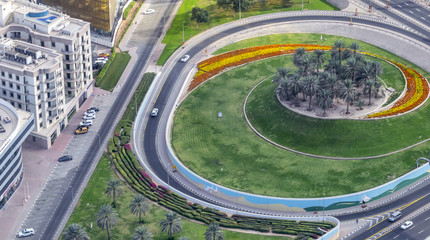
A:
95 52 131 91
157 0 337 65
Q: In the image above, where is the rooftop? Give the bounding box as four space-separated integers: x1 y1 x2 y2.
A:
0 98 31 151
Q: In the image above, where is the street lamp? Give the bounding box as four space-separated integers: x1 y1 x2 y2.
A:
302 0 304 10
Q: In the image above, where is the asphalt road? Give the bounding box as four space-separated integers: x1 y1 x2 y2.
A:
380 208 430 240
35 0 182 239
142 11 430 218
387 0 430 26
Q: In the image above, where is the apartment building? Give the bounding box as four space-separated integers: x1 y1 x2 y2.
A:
0 98 34 206
0 0 93 148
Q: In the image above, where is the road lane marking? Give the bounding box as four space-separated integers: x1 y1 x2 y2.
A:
421 17 426 20
393 235 399 239
425 216 430 221
417 9 421 12
409 11 414 14
410 225 415 229
419 230 424 234
405 2 409 5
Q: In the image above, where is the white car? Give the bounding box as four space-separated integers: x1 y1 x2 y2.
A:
18 228 35 237
180 55 190 62
86 110 96 114
79 120 93 127
400 221 413 230
84 112 96 117
83 115 96 120
151 108 159 117
144 9 155 14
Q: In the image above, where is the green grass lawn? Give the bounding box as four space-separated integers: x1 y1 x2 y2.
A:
65 154 291 240
95 52 131 91
171 34 430 197
157 0 337 65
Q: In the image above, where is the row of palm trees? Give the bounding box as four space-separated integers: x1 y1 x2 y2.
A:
62 179 226 240
273 40 384 115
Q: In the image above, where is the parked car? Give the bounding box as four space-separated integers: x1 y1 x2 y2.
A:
88 107 100 112
86 109 96 114
18 228 35 238
180 55 190 62
58 155 73 162
79 120 93 127
84 112 96 117
144 9 155 14
400 221 413 230
75 126 88 135
83 115 96 120
151 108 159 117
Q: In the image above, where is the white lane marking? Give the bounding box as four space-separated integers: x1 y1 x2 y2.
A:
393 235 399 239
405 2 409 5
398 5 403 8
417 9 421 12
421 17 426 20
409 11 414 14
410 226 416 229
425 216 430 221
419 230 424 234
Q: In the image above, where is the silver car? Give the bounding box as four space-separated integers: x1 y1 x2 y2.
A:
18 228 35 238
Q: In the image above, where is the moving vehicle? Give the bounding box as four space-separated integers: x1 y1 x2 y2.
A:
58 155 73 162
388 210 402 222
400 221 413 230
180 55 190 62
151 108 158 117
75 126 88 135
18 228 35 238
79 120 93 127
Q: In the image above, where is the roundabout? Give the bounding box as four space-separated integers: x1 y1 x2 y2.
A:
133 10 430 232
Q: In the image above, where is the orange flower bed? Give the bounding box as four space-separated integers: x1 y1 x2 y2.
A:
189 44 429 119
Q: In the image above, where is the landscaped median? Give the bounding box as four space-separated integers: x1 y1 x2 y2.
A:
190 44 430 118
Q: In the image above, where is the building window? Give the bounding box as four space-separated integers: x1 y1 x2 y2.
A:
37 85 40 90
9 92 13 97
1 71 4 77
38 104 41 109
34 24 36 30
39 113 42 118
67 82 71 88
8 74 12 78
18 103 21 109
32 136 36 142
2 81 4 86
41 41 44 47
49 120 52 124
66 73 70 79
36 76 39 81
2 90 5 95
39 123 42 128
38 95 41 100
65 55 69 61
9 83 12 88
17 85 20 90
17 94 21 100
51 41 55 47
68 91 71 95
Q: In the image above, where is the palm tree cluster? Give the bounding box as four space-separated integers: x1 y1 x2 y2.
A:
273 40 383 115
63 179 225 240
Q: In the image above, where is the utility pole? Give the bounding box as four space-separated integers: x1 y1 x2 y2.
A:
302 0 304 10
182 21 185 45
239 0 241 19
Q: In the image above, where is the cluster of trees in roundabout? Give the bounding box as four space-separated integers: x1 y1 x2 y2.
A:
273 40 384 115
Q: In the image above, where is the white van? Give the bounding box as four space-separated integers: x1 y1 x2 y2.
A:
388 211 402 222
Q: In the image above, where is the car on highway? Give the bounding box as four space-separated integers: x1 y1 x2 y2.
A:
88 107 99 112
58 155 73 162
151 108 158 117
80 120 93 127
83 114 96 120
18 228 35 238
388 210 402 222
400 221 413 230
75 126 88 135
180 55 190 62
144 9 155 14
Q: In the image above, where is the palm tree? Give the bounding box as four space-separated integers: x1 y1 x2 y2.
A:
303 75 319 110
293 47 306 67
273 67 292 100
340 79 357 114
105 179 123 207
332 40 345 66
345 57 361 84
132 226 153 240
313 49 326 74
96 204 119 240
287 73 302 98
62 223 89 240
160 211 182 239
365 79 375 105
370 61 382 80
317 89 333 115
130 194 150 223
323 73 338 100
350 42 360 58
204 222 225 240
300 54 314 76
178 236 191 240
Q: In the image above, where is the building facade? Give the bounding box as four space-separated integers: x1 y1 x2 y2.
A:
38 0 119 34
0 98 34 206
0 0 93 148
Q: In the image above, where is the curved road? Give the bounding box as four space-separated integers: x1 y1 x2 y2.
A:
139 11 430 219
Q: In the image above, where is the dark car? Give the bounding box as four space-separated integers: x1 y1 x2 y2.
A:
88 107 100 112
58 155 73 162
